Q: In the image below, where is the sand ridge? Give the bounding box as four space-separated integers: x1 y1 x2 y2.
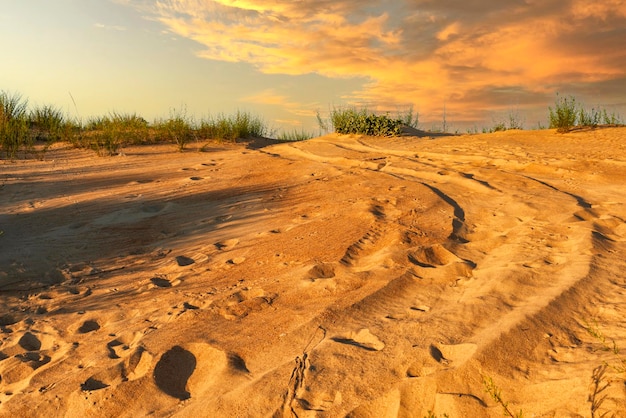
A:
1 128 625 416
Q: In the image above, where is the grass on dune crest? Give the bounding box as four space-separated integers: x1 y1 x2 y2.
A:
2 89 625 158
317 105 419 137
0 90 270 157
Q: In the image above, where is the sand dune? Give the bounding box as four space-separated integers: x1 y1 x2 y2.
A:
1 128 625 417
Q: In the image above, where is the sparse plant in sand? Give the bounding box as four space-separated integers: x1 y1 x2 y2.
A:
482 375 524 418
398 104 419 129
583 318 626 417
154 107 196 151
549 94 578 132
549 94 624 132
488 109 525 133
29 104 66 143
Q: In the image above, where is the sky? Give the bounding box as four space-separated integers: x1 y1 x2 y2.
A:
2 0 625 134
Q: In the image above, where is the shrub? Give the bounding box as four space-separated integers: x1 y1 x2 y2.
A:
549 94 578 132
0 91 30 158
330 107 403 137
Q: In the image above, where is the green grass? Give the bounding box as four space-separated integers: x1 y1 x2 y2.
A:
198 110 267 143
4 89 626 158
317 105 418 137
0 91 30 158
154 107 196 152
328 107 404 136
1 90 272 157
83 112 150 155
277 129 313 142
29 104 66 143
549 94 623 132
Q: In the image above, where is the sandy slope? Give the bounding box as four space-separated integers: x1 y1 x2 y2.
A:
1 128 626 417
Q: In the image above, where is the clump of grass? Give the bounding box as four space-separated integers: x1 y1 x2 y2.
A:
482 375 523 418
487 109 525 133
329 107 404 137
549 94 623 132
492 121 507 132
154 107 196 151
83 112 150 155
0 91 30 158
29 104 66 143
549 94 578 132
198 111 267 143
316 105 418 136
277 129 313 142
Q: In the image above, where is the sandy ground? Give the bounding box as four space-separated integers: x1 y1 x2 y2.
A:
1 128 626 417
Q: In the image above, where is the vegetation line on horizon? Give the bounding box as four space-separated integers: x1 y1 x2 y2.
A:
1 89 624 159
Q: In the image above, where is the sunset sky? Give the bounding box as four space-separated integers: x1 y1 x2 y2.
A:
2 0 625 133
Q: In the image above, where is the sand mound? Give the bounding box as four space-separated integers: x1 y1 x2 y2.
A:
1 128 626 416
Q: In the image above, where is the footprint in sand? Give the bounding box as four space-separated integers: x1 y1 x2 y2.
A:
123 346 153 381
81 377 109 391
151 277 172 288
429 343 477 366
154 343 249 400
215 238 239 251
106 330 144 360
176 255 195 266
17 351 51 369
18 332 42 351
308 263 336 280
332 328 385 351
227 257 246 265
154 346 197 400
78 320 100 334
408 244 463 267
215 288 276 320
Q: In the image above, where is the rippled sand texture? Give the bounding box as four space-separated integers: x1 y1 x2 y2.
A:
1 128 626 416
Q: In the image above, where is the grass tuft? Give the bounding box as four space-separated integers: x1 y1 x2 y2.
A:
197 111 267 143
277 129 313 142
0 91 30 158
549 94 623 132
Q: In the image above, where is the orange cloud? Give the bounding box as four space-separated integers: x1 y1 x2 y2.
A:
241 89 318 117
127 0 626 125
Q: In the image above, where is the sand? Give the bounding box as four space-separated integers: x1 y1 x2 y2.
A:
1 128 625 417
